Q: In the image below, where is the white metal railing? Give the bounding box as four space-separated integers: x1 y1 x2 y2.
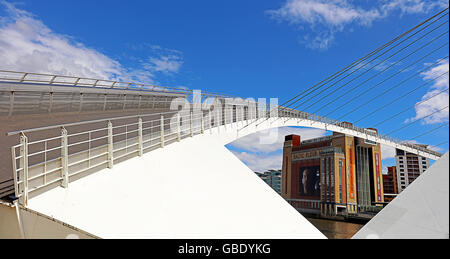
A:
277 108 443 158
9 104 256 205
6 99 444 205
0 69 235 99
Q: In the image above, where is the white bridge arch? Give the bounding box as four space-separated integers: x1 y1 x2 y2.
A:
8 102 442 206
1 71 446 239
11 112 445 239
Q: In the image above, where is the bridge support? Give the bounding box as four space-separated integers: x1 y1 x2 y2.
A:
19 133 29 205
160 115 165 148
223 105 227 130
209 113 213 134
61 127 69 189
190 111 194 137
216 108 220 133
107 121 114 169
138 118 143 157
200 112 204 134
177 113 181 142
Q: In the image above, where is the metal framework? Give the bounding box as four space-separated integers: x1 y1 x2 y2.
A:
0 70 444 205
0 70 234 98
0 70 237 117
7 104 443 206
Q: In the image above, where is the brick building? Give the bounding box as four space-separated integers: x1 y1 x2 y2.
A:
383 166 398 202
282 128 384 217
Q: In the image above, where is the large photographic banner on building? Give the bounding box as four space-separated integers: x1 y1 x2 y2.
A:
374 153 383 203
298 166 320 197
347 147 356 203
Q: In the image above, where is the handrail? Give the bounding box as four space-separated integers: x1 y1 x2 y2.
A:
0 69 186 92
0 69 237 99
6 100 443 204
6 110 181 136
277 107 443 157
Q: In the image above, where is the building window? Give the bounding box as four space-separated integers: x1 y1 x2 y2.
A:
338 159 343 204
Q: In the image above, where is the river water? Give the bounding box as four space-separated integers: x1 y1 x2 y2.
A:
306 217 365 239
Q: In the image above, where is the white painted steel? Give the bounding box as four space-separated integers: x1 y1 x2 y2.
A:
353 152 449 239
8 102 442 207
61 128 69 189
26 121 327 238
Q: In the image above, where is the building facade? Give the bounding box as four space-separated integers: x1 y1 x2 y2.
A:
282 128 384 217
383 166 398 202
255 170 282 194
395 147 430 193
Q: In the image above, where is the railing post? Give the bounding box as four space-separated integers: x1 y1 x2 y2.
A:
209 113 213 134
216 107 220 133
201 112 204 134
61 127 69 188
223 105 227 130
160 115 165 147
11 146 18 198
246 103 249 126
138 118 143 157
107 121 114 168
237 106 241 126
19 133 28 205
177 113 181 141
190 110 194 137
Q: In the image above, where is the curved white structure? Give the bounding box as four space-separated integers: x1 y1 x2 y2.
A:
26 120 327 238
1 71 445 238
18 117 446 238
353 152 449 239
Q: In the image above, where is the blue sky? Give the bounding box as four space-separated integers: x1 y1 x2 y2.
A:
0 0 448 172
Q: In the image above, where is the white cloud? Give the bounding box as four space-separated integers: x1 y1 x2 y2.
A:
381 0 448 15
267 0 380 27
227 126 329 172
267 0 448 49
231 151 283 172
0 1 123 79
228 126 328 153
228 127 435 173
145 55 183 74
404 139 444 152
409 59 449 124
0 1 183 83
381 144 396 160
382 165 390 175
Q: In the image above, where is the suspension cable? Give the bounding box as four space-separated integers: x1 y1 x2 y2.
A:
387 105 449 136
239 7 449 131
307 23 449 114
435 140 449 147
406 122 449 141
334 54 449 120
281 8 449 111
372 87 449 127
293 17 449 112
353 71 449 124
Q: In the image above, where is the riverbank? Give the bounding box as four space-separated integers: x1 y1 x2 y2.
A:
305 217 365 239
